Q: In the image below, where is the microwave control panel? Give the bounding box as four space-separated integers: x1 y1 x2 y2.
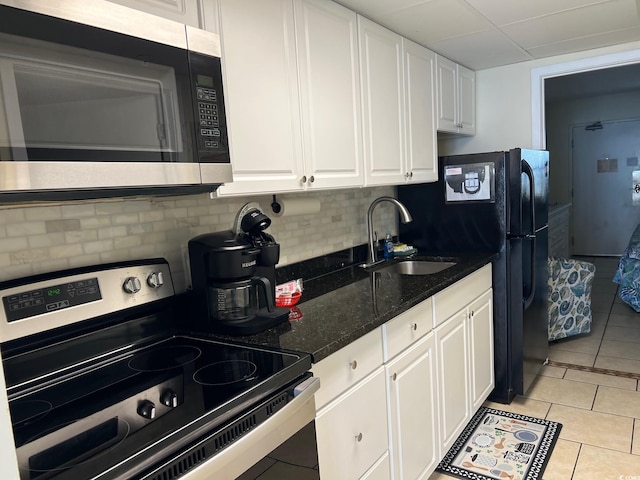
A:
190 52 228 160
196 86 221 150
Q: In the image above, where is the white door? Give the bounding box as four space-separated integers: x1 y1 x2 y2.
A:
572 119 640 255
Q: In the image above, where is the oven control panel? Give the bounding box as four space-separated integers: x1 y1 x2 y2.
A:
3 277 102 323
0 260 175 342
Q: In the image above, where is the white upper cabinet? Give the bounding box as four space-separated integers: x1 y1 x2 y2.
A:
294 0 363 190
214 0 305 195
403 39 437 183
358 17 405 186
359 18 437 186
214 0 362 195
436 54 475 135
105 0 202 27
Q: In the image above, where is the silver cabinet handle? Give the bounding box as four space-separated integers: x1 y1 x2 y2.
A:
392 373 397 381
350 360 358 370
355 432 363 442
301 175 307 183
411 323 418 331
308 175 315 183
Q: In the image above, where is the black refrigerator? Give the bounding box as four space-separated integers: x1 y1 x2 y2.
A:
397 148 549 404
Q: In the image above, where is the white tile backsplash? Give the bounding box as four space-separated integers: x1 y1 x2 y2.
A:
0 186 398 292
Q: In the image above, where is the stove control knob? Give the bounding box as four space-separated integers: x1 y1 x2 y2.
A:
123 276 142 294
161 390 179 408
138 400 156 420
147 272 164 289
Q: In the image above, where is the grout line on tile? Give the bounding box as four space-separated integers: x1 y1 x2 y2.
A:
546 361 640 380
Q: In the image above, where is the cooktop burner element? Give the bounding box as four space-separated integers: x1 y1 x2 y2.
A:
22 418 131 478
128 345 202 372
193 360 258 385
10 400 53 429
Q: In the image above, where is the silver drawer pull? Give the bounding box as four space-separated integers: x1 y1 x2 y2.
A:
355 432 363 442
392 373 397 381
350 360 358 370
411 323 418 331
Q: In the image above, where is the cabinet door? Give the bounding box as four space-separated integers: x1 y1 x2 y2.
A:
468 289 494 411
106 0 201 26
359 16 405 186
435 309 469 456
316 368 389 480
403 39 437 183
215 0 305 195
386 333 438 480
435 55 457 133
295 0 363 190
457 64 476 135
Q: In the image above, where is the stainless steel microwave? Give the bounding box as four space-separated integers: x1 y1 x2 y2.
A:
0 0 231 201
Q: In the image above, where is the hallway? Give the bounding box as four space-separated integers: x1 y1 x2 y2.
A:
548 256 640 375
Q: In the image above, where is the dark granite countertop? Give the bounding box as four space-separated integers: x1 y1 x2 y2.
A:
211 250 495 363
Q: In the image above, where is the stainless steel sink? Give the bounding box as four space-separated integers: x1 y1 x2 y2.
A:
373 260 457 275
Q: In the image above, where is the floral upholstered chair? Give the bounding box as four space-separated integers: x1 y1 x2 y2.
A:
548 257 596 341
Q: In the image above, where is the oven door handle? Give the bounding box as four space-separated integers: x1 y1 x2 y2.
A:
173 376 320 480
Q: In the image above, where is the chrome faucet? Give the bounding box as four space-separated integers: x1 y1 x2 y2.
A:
362 196 413 268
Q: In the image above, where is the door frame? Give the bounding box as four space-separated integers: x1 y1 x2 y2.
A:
531 49 640 149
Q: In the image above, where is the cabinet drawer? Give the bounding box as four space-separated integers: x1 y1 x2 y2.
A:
360 452 391 480
433 264 491 328
382 297 432 361
312 327 383 410
316 368 388 480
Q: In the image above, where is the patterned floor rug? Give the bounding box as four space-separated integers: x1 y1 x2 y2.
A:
436 406 562 480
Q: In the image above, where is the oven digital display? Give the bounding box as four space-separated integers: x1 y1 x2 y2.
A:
2 277 102 323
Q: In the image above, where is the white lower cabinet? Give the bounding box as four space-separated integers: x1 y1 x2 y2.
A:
385 333 438 480
435 307 469 456
469 290 494 411
433 264 494 458
315 367 390 480
313 264 493 480
360 452 391 480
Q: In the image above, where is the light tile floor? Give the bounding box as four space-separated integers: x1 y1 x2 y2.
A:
432 255 640 480
548 256 640 374
430 364 640 480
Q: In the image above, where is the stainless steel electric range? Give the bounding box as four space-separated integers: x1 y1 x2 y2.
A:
0 259 318 480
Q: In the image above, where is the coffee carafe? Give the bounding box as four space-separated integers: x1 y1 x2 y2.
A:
188 204 290 335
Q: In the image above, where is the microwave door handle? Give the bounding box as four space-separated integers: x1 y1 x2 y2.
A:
522 160 536 309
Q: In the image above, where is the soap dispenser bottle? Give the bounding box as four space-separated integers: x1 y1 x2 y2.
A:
383 231 394 259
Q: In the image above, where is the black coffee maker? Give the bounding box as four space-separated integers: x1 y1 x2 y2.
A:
188 203 290 335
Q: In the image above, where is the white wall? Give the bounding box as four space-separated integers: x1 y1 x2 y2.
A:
438 40 640 157
546 91 640 204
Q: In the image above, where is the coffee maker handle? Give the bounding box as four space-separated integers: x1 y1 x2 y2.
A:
252 276 276 313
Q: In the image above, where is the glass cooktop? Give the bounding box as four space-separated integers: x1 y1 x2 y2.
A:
7 335 311 480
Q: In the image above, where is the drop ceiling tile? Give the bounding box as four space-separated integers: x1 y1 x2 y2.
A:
427 29 533 69
527 26 640 58
335 0 432 17
501 0 640 49
380 0 491 44
463 0 612 26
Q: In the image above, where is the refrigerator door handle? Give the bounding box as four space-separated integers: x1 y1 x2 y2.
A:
524 233 536 309
522 160 537 309
522 160 536 237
